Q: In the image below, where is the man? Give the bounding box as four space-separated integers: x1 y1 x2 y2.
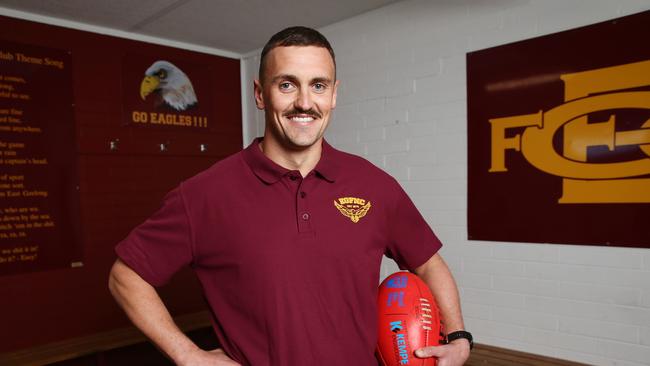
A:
109 26 471 365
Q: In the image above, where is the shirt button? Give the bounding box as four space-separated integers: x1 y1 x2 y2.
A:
301 213 310 221
289 175 298 181
300 191 306 198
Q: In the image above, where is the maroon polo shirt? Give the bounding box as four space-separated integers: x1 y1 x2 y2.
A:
116 138 441 366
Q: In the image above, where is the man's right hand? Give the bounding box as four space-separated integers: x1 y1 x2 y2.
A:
179 348 241 366
109 260 241 366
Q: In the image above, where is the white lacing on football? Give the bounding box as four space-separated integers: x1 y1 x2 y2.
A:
419 298 433 331
420 300 432 313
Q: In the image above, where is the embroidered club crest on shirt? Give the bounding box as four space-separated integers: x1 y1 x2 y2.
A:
334 197 372 223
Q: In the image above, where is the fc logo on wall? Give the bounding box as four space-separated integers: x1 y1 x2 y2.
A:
490 60 650 204
467 11 649 248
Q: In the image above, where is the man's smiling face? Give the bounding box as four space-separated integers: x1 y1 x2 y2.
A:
255 46 338 151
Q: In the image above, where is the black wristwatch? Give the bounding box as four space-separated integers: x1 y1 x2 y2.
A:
446 330 473 350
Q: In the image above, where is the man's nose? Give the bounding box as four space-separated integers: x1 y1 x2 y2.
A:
294 88 313 111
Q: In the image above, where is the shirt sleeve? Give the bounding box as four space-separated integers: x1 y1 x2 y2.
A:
385 182 442 271
115 186 194 287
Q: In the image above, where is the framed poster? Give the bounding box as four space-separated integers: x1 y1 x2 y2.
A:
467 11 650 247
0 40 80 274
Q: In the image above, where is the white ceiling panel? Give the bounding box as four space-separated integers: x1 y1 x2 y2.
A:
136 0 403 53
0 0 404 54
0 0 180 29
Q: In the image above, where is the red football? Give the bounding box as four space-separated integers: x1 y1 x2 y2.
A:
377 271 444 366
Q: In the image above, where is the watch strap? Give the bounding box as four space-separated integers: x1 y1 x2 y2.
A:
446 330 473 350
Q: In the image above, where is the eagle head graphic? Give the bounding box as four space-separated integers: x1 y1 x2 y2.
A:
140 60 198 111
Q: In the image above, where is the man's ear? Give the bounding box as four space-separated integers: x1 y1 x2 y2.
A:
332 79 340 109
254 79 265 110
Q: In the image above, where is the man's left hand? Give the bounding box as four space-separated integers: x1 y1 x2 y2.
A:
414 338 470 366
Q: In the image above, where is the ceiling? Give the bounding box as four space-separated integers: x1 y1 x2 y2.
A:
0 0 404 56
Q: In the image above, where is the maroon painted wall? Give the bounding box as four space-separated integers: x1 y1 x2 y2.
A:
0 15 242 352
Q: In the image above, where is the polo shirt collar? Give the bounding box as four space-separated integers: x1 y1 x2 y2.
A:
314 140 338 183
242 138 339 184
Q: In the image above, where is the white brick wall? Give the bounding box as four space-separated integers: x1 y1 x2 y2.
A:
241 0 650 364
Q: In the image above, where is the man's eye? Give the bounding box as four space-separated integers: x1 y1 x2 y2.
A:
313 83 327 92
279 82 293 90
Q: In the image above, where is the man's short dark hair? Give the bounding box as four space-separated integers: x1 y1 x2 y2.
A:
259 26 336 82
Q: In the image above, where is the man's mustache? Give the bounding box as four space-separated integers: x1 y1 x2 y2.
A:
284 109 322 119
